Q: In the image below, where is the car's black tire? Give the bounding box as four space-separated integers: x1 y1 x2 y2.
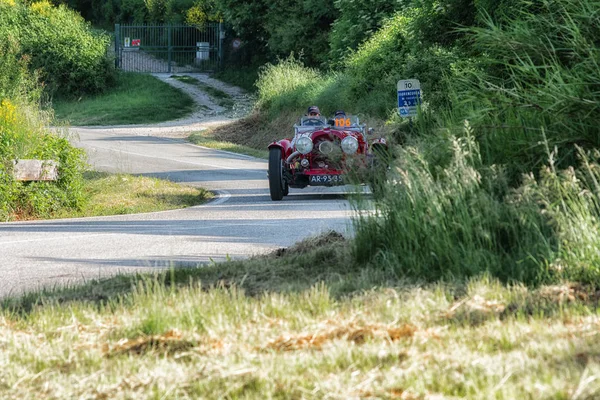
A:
268 147 285 201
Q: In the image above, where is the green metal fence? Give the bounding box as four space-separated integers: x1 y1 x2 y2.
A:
115 23 224 73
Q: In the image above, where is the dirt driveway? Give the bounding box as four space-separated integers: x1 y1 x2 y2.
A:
82 72 256 139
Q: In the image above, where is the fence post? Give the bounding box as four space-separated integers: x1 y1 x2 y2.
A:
218 22 224 70
167 24 172 73
115 24 120 69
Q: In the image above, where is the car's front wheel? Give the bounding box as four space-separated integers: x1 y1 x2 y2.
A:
268 147 285 201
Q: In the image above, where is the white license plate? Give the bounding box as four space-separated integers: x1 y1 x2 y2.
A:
309 175 344 185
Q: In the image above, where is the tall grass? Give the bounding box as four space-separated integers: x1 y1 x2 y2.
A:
354 128 600 285
353 125 555 285
451 0 600 176
350 0 600 285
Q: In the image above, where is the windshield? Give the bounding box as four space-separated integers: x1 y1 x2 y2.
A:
299 116 327 126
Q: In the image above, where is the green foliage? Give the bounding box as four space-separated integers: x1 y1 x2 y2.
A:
0 36 41 104
328 0 405 63
449 0 600 177
355 133 600 285
215 0 335 67
534 150 600 283
0 2 88 220
0 98 87 220
212 66 259 93
21 1 116 97
353 129 556 285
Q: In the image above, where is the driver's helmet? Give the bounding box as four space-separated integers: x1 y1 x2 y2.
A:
334 110 346 118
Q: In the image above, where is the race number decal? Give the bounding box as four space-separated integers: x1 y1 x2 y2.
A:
334 118 351 127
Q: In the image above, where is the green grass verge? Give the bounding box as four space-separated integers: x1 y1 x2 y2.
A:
51 171 213 219
171 75 235 109
52 72 195 126
212 66 259 93
2 232 599 398
188 130 268 159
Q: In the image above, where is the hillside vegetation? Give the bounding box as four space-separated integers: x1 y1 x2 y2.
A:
1 0 202 220
218 0 600 287
1 0 599 397
57 0 600 285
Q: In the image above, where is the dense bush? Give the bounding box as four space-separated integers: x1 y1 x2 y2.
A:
354 128 600 285
0 98 87 220
20 1 116 97
0 1 88 220
0 35 41 104
328 0 404 63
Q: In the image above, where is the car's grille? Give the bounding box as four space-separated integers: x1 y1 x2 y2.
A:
312 138 343 169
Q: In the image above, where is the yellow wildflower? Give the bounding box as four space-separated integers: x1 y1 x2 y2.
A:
29 0 52 15
0 0 16 7
0 99 17 125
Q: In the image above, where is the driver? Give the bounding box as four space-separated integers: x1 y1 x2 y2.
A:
301 105 324 126
306 105 321 117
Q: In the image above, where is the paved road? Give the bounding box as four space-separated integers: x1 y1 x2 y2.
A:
0 126 357 298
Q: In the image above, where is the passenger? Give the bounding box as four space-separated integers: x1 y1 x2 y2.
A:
329 110 346 126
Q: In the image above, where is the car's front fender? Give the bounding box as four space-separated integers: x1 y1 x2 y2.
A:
268 139 293 158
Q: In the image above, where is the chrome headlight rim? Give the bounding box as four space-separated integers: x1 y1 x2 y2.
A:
341 136 359 154
295 136 314 155
318 140 335 155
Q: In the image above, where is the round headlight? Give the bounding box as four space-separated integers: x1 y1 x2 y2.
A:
341 136 359 154
318 141 334 155
295 136 313 154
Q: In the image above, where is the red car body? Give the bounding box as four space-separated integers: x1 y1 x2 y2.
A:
267 115 388 201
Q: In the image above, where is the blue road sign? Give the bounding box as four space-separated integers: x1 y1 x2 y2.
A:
397 79 421 118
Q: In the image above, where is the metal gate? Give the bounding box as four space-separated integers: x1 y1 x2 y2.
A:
115 23 223 73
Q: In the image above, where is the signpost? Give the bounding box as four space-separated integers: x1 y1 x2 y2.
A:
397 79 421 118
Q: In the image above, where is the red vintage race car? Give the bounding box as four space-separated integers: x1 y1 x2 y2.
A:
267 114 389 201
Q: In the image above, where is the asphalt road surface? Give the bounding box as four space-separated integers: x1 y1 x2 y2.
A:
0 106 358 298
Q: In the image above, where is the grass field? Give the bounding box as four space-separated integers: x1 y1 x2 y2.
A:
48 171 212 220
52 72 195 126
1 232 598 399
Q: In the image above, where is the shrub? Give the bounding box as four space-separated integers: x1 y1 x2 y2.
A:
0 97 86 220
20 1 116 97
256 56 322 114
345 12 463 116
328 0 404 63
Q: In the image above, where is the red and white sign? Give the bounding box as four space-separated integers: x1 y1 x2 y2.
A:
131 39 141 47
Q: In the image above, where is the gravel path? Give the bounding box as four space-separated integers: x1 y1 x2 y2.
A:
72 72 256 139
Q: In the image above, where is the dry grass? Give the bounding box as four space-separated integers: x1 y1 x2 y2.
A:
1 269 599 399
262 320 416 351
188 111 298 157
